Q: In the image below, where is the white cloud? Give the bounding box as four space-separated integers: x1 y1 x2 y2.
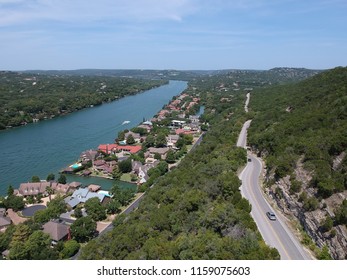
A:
0 0 200 26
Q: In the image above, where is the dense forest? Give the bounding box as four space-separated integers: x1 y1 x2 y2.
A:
248 67 347 258
0 71 166 129
79 76 280 260
25 67 321 84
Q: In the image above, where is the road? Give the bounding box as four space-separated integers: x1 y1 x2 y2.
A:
244 92 250 112
237 121 311 260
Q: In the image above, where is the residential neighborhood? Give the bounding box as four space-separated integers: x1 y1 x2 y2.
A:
0 88 206 259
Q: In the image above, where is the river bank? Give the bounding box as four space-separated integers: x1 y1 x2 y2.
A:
0 80 188 195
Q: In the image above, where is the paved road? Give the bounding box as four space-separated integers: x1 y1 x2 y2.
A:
236 119 251 147
237 121 311 260
244 92 250 113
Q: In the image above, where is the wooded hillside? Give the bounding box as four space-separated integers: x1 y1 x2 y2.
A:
79 76 280 260
0 71 166 129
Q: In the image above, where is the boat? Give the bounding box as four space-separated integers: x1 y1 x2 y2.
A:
122 120 130 125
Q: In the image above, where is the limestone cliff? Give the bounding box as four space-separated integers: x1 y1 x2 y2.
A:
263 156 347 260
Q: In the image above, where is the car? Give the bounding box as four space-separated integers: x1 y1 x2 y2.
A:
247 158 252 162
266 211 276 221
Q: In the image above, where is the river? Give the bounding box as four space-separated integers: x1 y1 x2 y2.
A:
0 80 188 195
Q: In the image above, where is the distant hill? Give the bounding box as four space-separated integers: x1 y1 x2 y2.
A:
24 67 322 83
248 67 347 259
0 71 166 129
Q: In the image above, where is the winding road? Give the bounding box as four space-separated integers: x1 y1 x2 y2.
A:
237 120 311 259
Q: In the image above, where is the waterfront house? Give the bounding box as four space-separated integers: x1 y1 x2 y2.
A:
42 221 70 243
51 183 71 195
18 182 50 197
82 170 92 176
93 159 106 166
80 149 99 162
69 181 82 189
88 184 101 192
125 131 141 143
98 144 141 155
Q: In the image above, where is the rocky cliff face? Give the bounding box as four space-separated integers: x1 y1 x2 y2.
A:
264 157 347 260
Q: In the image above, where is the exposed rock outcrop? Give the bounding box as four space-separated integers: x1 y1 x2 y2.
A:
264 158 347 260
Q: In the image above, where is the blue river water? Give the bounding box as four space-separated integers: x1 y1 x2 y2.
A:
0 80 187 195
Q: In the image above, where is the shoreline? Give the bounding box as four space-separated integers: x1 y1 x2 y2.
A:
0 80 169 132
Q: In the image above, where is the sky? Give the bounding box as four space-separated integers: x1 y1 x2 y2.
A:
0 0 346 70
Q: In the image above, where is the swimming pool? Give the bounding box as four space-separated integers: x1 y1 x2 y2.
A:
98 190 112 197
70 163 82 169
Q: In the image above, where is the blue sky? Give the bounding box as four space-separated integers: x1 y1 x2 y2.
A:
1 0 346 70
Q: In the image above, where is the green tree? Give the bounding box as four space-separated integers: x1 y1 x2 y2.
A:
334 199 347 226
84 197 106 221
31 175 40 183
155 132 167 148
117 130 125 141
0 225 15 252
157 161 169 175
175 137 185 149
9 241 28 260
70 216 97 243
106 200 121 214
126 134 135 145
154 152 162 161
118 158 132 173
144 135 155 148
61 239 80 259
112 165 122 179
110 185 135 206
57 174 67 184
318 245 332 260
166 150 176 163
46 173 55 181
46 186 54 202
7 185 14 196
321 216 333 232
74 207 83 218
4 195 25 211
25 230 57 260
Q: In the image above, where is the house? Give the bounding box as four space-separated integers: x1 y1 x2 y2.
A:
1 249 9 259
145 147 170 161
98 144 141 155
69 181 82 189
125 131 141 143
132 161 143 174
136 161 159 184
64 188 107 209
189 115 200 123
80 149 99 162
171 120 186 128
51 183 71 194
18 182 50 197
88 184 101 192
0 216 11 231
166 134 180 147
82 170 92 176
0 208 5 216
93 159 106 167
175 127 195 135
42 221 70 243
